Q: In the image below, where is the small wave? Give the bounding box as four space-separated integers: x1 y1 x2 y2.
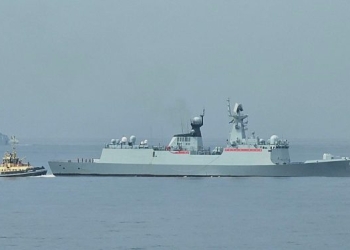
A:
35 174 55 178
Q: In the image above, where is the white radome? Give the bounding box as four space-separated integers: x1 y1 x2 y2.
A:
192 117 202 125
270 135 279 145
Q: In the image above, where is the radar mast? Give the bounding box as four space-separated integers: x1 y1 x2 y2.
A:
227 98 248 145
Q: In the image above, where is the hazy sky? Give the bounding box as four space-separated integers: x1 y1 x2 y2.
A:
1 1 350 144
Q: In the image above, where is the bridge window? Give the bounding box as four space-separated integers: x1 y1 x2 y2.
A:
177 137 191 142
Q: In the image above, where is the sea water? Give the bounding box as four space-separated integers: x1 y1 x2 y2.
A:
1 140 350 250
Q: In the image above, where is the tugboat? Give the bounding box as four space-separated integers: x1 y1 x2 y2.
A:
0 137 47 177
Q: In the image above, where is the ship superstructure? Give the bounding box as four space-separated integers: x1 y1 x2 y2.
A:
49 99 350 177
166 109 205 153
226 99 290 165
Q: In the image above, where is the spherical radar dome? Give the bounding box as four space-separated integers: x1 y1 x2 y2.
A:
192 117 202 125
270 135 279 145
129 135 136 144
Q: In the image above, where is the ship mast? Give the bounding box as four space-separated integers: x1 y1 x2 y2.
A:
10 136 19 158
227 99 248 145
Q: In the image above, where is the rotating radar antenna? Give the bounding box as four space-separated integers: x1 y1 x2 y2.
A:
227 98 248 122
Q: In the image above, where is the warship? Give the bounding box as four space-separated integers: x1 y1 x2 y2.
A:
0 137 47 177
49 99 350 177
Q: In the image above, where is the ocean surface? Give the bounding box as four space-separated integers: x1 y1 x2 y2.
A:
1 140 350 250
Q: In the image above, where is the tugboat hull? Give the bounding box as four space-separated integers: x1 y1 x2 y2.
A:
0 167 47 177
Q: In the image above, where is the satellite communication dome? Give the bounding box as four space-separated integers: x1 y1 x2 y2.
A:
192 117 202 125
259 138 265 144
121 137 128 143
144 140 148 144
111 139 117 145
270 135 279 145
129 135 136 144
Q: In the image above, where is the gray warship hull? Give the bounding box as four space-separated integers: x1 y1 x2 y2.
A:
49 149 350 177
48 161 350 177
